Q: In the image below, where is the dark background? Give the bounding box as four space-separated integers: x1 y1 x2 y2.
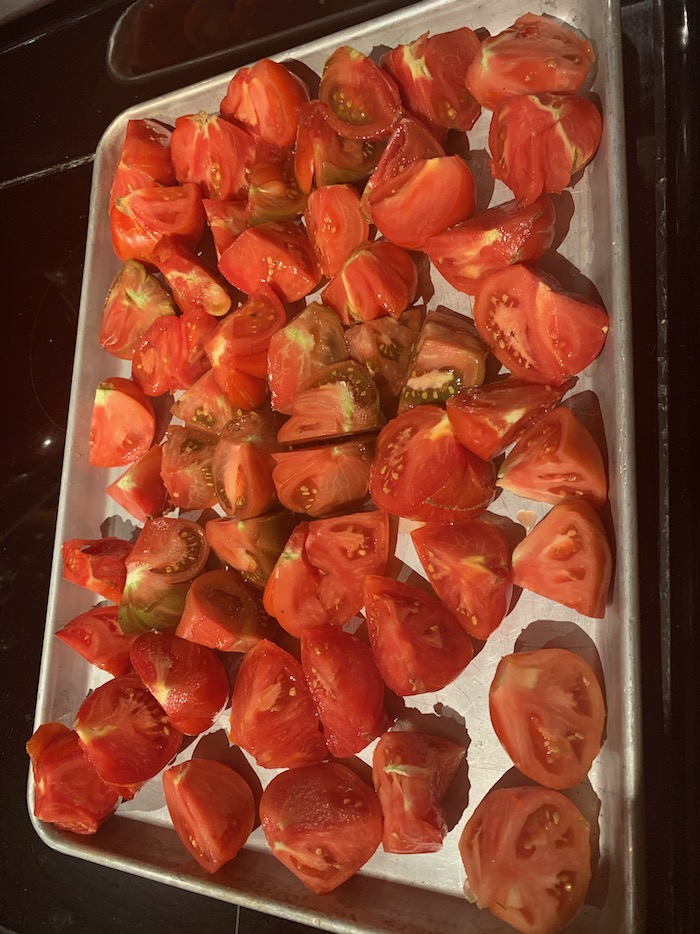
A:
0 0 697 932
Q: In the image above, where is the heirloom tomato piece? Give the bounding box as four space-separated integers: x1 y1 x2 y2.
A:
211 410 280 519
110 183 205 265
262 523 328 635
61 537 131 605
55 605 136 677
99 260 176 360
202 198 248 259
230 639 327 769
163 759 255 874
373 731 465 854
170 369 241 435
364 576 474 695
89 377 155 468
260 762 382 894
345 307 423 410
205 511 298 589
206 286 286 376
27 723 119 834
473 265 609 385
151 237 231 318
171 111 255 200
110 118 175 210
220 58 309 148
160 425 218 511
319 45 401 140
489 648 606 790
459 786 592 934
512 500 612 618
411 519 512 641
132 310 218 396
246 159 307 226
304 184 369 278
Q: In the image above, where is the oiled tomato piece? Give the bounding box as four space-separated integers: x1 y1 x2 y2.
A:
262 524 327 635
212 410 280 519
110 118 175 210
55 605 136 677
99 260 176 360
61 537 131 605
304 184 369 278
171 111 255 200
170 369 240 435
151 236 231 318
110 183 205 265
220 58 309 148
205 511 298 590
106 443 170 523
160 425 218 511
89 377 155 468
246 158 307 226
319 46 401 140
203 198 248 260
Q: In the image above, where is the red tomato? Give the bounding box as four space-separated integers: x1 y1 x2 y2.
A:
246 159 307 226
151 236 231 318
163 759 255 873
171 111 255 200
110 183 205 265
411 519 512 641
446 376 575 461
106 444 170 523
301 626 388 757
229 639 328 768
383 28 481 138
61 537 131 605
490 648 605 789
74 673 183 786
209 358 268 411
218 220 321 302
489 94 603 206
259 762 382 894
88 376 155 468
170 369 240 435
211 411 280 518
304 184 369 278
512 500 612 618
27 723 119 834
55 605 136 677
132 311 217 396
205 511 299 589
322 240 418 325
345 307 423 410
498 406 607 506
220 58 309 148
176 568 272 652
109 118 175 210
202 198 248 260
364 575 474 695
206 286 286 372
99 260 176 360
272 438 374 517
473 265 609 385
372 731 465 853
160 425 218 511
369 406 495 523
267 301 348 414
319 46 401 140
459 786 591 934
467 13 595 110
262 523 328 634
130 631 229 735
425 196 557 296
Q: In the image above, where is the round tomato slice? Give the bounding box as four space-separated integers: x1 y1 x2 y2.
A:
259 762 382 894
220 58 309 148
151 236 231 318
161 425 218 511
319 46 401 140
364 575 474 695
171 111 255 200
109 118 175 210
205 511 299 589
106 443 170 524
61 537 131 605
459 786 592 934
512 500 612 618
132 310 218 396
304 184 369 278
99 260 176 360
212 410 279 519
55 605 136 677
110 183 205 265
473 265 609 385
89 377 155 468
74 673 182 786
163 759 255 874
489 648 605 790
498 406 607 506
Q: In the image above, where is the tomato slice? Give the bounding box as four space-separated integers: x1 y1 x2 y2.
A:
170 369 240 435
364 575 474 695
512 500 612 618
369 406 495 523
203 198 248 260
411 519 512 641
89 377 155 468
473 265 609 385
220 58 309 148
151 236 231 318
61 537 131 605
319 46 401 140
130 631 229 735
132 310 218 396
230 639 328 768
304 184 369 278
176 568 272 652
109 118 175 210
498 406 607 506
246 159 307 226
446 376 575 461
425 196 557 296
110 183 205 265
160 425 218 511
211 410 280 518
459 786 592 934
372 731 465 854
27 723 119 835
205 511 299 589
74 673 183 786
489 648 606 789
99 260 176 360
260 762 382 894
262 523 328 634
163 759 255 874
171 111 255 200
55 605 136 677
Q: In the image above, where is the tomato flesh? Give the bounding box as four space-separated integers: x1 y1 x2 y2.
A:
170 369 240 435
171 111 255 200
205 511 299 589
55 605 136 677
211 410 280 519
151 236 231 318
89 377 155 468
110 118 175 210
110 183 205 265
304 183 369 278
106 444 170 523
320 46 401 140
61 537 131 605
99 259 176 360
203 198 248 260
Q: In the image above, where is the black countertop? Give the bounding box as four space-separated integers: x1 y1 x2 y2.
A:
0 1 697 932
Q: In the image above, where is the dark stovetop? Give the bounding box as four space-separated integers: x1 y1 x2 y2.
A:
0 1 697 932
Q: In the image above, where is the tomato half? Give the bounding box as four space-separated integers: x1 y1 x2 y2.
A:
512 500 612 618
304 184 369 278
163 759 255 874
170 369 240 435
220 58 309 148
151 236 231 318
55 605 136 677
171 111 255 200
110 183 205 265
211 411 279 519
203 198 248 260
99 260 176 360
160 425 218 511
61 537 131 605
259 762 382 894
205 511 299 589
89 377 155 468
132 310 218 396
319 46 401 140
459 786 591 934
473 265 609 385
109 118 175 210
490 648 605 789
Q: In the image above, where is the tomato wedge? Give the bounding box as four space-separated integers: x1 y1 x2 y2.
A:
211 410 280 519
170 369 240 435
99 260 176 360
55 605 136 677
345 307 423 410
206 286 286 368
171 111 255 200
151 236 231 318
262 523 328 634
110 183 205 265
319 46 401 140
61 537 131 605
89 377 155 468
246 158 307 226
160 425 218 511
132 310 218 396
220 58 309 148
203 198 248 260
304 184 369 278
205 511 298 589
109 118 175 210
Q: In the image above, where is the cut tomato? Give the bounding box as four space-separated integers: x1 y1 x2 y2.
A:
89 377 155 468
110 118 175 210
55 605 136 677
304 184 369 278
203 198 248 260
319 46 401 140
160 425 218 511
151 236 231 318
110 183 205 265
132 310 218 396
170 369 240 435
106 443 170 523
171 111 255 200
61 537 131 605
262 523 328 635
246 159 307 226
99 260 176 360
206 286 286 368
220 58 309 148
211 410 280 518
205 511 299 589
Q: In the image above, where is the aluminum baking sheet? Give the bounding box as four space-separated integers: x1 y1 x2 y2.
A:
31 1 641 931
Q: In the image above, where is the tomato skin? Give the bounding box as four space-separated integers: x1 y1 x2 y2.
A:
498 406 607 507
203 198 248 260
151 236 231 318
99 260 176 360
61 537 131 605
473 265 609 385
345 307 423 410
110 118 175 210
466 13 596 110
490 648 605 790
459 786 592 934
320 46 401 140
132 310 218 396
27 723 119 835
55 605 136 677
176 569 272 652
364 575 474 695
205 511 299 589
411 519 512 641
372 731 465 854
259 762 382 894
110 183 205 265
170 369 240 435
163 759 255 874
171 111 255 200
212 410 280 519
304 184 369 278
89 377 156 468
512 500 612 618
230 639 328 769
160 425 218 511
425 196 557 296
